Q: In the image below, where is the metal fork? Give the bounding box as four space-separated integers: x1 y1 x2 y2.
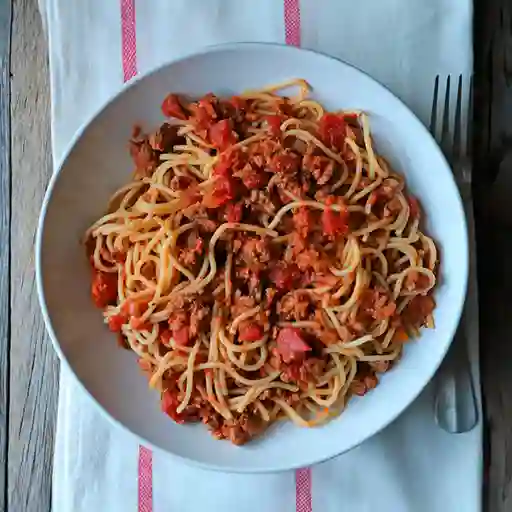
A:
430 75 478 434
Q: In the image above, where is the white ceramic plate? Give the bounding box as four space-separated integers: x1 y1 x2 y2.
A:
36 43 468 472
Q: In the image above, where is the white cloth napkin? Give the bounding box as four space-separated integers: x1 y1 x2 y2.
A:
40 1 481 511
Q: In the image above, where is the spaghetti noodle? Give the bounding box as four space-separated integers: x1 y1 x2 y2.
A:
85 79 438 445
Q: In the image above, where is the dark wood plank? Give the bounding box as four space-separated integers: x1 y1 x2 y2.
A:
474 1 512 510
8 1 57 511
478 223 512 512
0 0 11 510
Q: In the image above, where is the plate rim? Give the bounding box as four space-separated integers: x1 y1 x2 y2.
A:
35 41 469 473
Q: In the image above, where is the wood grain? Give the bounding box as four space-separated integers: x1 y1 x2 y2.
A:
474 1 512 511
0 0 11 511
477 223 512 512
8 0 57 511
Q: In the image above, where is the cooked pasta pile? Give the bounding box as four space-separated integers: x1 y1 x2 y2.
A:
86 79 438 445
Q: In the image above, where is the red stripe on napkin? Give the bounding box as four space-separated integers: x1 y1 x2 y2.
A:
120 2 152 511
283 0 301 46
138 446 153 512
120 0 138 80
295 467 313 512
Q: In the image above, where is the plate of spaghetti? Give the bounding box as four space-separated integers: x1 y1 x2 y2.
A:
37 43 468 472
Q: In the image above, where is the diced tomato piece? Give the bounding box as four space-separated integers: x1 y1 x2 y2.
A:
108 313 126 332
322 197 349 237
276 327 311 364
408 196 421 218
91 271 118 308
130 316 152 331
264 115 283 137
172 326 190 347
161 93 187 120
319 113 347 151
209 119 237 152
322 208 349 236
203 176 236 209
239 323 264 342
120 298 149 318
213 159 231 177
213 148 244 177
225 202 243 223
161 389 187 424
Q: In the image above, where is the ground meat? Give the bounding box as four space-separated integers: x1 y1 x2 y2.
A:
234 163 269 189
384 196 403 218
213 414 266 445
269 150 301 175
404 270 431 292
293 207 314 239
177 231 204 267
238 237 272 266
231 295 257 318
284 392 302 406
129 139 158 177
276 180 306 202
295 248 328 273
350 372 379 397
168 310 188 332
165 296 211 344
350 379 368 396
369 360 390 373
170 175 193 192
281 357 326 385
277 292 314 322
148 123 185 152
402 295 435 327
249 139 281 162
246 189 279 215
89 89 439 446
237 267 262 296
303 154 336 185
189 302 211 337
359 287 396 321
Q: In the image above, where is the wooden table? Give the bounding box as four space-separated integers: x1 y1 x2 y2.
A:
0 0 511 510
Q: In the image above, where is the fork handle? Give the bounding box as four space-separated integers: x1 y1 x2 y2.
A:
433 317 478 433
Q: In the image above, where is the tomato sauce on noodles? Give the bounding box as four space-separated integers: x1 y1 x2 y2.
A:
85 80 438 445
